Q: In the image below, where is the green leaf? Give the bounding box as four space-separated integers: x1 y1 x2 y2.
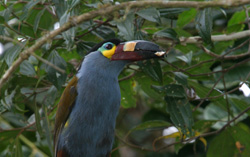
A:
174 72 188 86
154 28 179 42
188 80 227 110
137 7 161 23
69 0 81 10
76 41 96 57
229 124 250 156
208 125 250 157
207 129 235 157
41 104 53 156
120 79 136 108
43 86 58 107
159 8 189 20
152 84 193 135
44 50 67 89
0 16 4 24
34 97 43 137
193 120 217 132
116 12 135 40
0 130 19 152
176 51 193 65
92 26 116 40
177 8 197 28
138 59 163 83
19 60 36 76
128 120 171 134
14 138 22 157
165 96 194 136
1 112 27 127
214 65 250 86
227 11 246 33
0 61 7 78
20 0 41 21
152 84 186 98
0 5 13 21
60 12 76 47
34 8 46 33
4 44 23 67
134 72 162 100
195 8 213 45
229 97 250 116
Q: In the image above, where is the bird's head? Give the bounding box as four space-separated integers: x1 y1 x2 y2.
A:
89 39 166 61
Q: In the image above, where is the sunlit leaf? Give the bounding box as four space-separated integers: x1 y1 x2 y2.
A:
129 120 171 134
120 79 136 108
177 8 197 28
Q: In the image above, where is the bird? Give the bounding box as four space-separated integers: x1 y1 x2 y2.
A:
53 38 165 157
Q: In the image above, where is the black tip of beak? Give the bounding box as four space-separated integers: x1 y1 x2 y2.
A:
134 41 160 52
111 40 166 61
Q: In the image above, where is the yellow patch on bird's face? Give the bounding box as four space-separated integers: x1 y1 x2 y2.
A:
102 45 116 58
98 42 117 59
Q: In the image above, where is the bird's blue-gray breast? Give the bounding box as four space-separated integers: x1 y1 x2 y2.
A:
57 51 128 156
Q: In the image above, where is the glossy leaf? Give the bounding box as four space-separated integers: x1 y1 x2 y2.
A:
20 0 41 21
154 28 179 42
137 8 161 23
4 44 23 67
195 8 213 45
76 41 96 57
176 51 193 65
165 96 194 136
92 26 116 40
159 8 189 20
116 12 135 40
44 50 67 89
34 8 46 33
138 59 163 83
19 60 36 76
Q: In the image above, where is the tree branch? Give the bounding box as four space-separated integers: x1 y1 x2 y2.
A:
154 30 250 45
1 0 250 88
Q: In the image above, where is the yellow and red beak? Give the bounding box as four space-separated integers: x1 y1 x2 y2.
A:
111 40 166 61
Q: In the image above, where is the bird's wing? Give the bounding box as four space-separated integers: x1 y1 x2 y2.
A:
54 76 78 156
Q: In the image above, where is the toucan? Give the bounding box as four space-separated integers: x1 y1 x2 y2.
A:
54 39 165 157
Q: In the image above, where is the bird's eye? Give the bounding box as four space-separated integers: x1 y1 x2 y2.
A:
104 44 113 50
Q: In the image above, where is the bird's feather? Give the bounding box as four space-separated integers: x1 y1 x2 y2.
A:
54 76 78 156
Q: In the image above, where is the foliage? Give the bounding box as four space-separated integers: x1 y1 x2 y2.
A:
0 0 250 156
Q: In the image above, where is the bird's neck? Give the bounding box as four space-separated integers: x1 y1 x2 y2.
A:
64 52 127 156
